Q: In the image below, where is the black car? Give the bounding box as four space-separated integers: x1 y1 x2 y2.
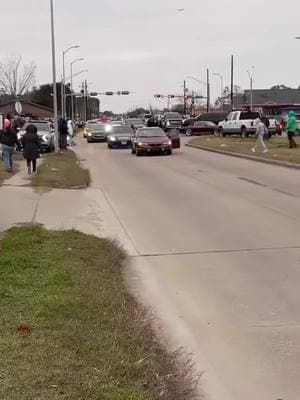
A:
107 125 134 148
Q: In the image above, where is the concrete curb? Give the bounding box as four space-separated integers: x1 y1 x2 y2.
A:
186 143 300 170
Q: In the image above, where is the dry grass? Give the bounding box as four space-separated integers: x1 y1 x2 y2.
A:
189 136 300 164
31 150 90 189
0 227 199 400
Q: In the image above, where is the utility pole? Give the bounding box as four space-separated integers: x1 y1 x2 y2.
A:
247 69 254 111
206 69 210 112
230 55 234 111
85 80 88 121
50 0 59 152
183 80 187 116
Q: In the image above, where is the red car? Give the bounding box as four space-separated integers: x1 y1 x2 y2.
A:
185 121 218 136
131 127 173 156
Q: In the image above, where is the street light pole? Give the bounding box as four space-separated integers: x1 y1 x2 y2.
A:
50 0 59 152
247 70 253 111
70 57 84 121
62 45 80 119
213 73 224 110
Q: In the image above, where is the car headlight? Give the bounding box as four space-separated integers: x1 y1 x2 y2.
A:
138 142 148 147
42 134 49 142
88 132 92 137
163 140 172 146
109 136 116 141
166 121 170 126
105 125 112 133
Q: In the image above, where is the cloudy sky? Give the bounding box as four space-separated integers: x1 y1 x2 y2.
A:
1 0 300 112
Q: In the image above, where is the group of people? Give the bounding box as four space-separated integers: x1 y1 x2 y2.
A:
252 111 298 154
0 119 40 175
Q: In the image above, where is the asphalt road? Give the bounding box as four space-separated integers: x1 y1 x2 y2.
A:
80 137 300 400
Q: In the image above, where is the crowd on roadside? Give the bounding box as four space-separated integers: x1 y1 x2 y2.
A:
252 111 298 154
0 115 75 176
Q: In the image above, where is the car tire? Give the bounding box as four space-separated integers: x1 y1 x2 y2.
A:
167 149 172 155
241 126 248 138
87 138 92 143
185 129 192 137
219 127 226 137
136 150 142 157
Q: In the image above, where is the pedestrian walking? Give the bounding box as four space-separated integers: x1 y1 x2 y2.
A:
67 119 74 147
22 124 41 175
286 111 298 148
58 118 68 151
0 119 19 172
252 117 269 154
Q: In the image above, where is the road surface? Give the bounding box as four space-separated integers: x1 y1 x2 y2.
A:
79 137 300 400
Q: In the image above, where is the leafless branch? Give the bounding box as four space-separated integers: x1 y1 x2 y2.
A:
0 55 36 96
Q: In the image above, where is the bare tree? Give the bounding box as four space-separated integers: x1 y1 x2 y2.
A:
0 55 36 97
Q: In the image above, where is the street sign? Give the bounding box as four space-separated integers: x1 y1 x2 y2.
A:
15 101 22 115
0 114 3 130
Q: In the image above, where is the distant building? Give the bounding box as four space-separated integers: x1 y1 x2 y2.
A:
235 88 300 107
0 100 53 119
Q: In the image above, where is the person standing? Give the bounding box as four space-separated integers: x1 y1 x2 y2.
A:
22 124 41 175
58 118 68 151
0 119 19 172
286 111 298 148
252 117 269 154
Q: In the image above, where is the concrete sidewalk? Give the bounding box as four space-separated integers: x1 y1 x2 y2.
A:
0 159 136 256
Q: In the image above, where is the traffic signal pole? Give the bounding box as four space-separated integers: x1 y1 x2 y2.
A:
183 80 187 116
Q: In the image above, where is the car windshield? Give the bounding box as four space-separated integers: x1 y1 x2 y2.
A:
24 122 49 131
89 124 105 131
165 113 181 119
125 119 143 125
138 128 165 137
112 126 133 135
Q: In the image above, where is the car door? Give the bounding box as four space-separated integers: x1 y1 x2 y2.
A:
231 112 239 133
223 112 233 132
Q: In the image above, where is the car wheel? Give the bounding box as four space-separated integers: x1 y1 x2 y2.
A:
218 127 226 137
87 138 92 143
136 150 142 157
167 149 172 155
185 129 192 137
241 126 248 138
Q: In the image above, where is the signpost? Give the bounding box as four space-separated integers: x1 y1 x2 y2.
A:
15 101 23 115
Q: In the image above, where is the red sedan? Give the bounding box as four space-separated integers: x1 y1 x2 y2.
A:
185 121 218 136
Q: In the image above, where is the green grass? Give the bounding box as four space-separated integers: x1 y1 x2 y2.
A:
31 150 90 189
0 227 196 400
189 136 300 164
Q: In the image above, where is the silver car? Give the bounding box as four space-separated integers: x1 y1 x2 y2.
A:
18 120 55 152
86 122 112 142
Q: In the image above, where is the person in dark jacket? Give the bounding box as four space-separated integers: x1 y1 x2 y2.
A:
0 119 19 172
22 124 41 175
58 118 68 151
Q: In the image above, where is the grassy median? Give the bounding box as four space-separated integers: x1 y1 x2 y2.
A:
31 150 90 189
0 227 197 400
188 136 300 164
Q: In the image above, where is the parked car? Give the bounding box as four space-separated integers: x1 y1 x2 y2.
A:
85 122 110 142
131 127 172 156
18 120 55 152
107 125 134 148
218 110 261 137
196 111 228 125
185 121 218 136
160 112 182 131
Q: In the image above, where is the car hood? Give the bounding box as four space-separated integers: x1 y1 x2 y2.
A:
137 136 168 143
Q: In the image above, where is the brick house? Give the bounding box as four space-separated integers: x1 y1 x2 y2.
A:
0 101 53 119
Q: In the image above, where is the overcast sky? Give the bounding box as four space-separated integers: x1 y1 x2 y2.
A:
1 0 300 113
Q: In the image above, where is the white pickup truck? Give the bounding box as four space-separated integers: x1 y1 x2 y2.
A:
218 110 261 137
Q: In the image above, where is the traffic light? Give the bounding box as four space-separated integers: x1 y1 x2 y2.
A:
168 95 175 98
90 92 98 96
121 91 130 95
105 91 114 96
154 94 161 98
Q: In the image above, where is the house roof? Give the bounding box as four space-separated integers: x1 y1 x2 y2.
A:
0 100 53 112
242 89 300 105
